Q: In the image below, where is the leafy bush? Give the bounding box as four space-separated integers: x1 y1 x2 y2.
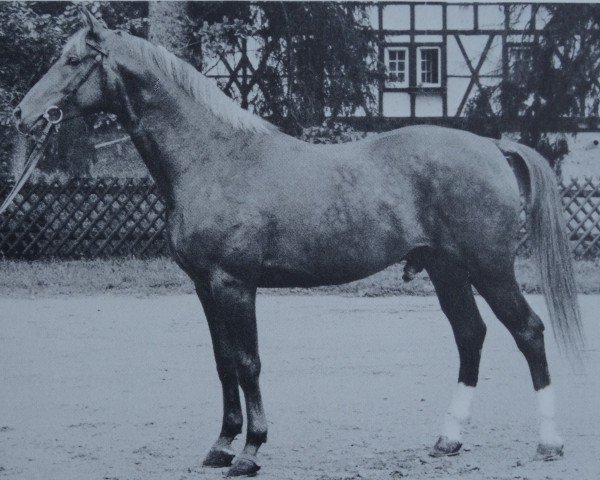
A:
461 87 501 139
533 135 569 177
300 122 367 144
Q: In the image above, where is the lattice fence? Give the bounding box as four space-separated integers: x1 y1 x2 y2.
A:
560 177 600 258
1 176 600 259
0 177 167 259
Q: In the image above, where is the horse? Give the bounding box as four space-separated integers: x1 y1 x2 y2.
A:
12 10 584 477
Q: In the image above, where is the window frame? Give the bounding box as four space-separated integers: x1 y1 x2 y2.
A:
384 46 410 88
416 46 442 88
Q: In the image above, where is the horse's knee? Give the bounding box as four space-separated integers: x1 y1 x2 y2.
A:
236 353 261 390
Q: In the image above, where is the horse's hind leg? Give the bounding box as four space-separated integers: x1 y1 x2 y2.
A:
426 256 487 457
196 282 243 468
473 271 563 460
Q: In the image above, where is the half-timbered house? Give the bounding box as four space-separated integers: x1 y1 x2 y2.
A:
203 2 598 133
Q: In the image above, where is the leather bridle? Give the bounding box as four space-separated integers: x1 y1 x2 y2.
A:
1 39 108 216
33 39 108 129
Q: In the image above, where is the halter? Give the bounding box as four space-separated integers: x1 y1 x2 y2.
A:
0 39 108 216
46 39 108 126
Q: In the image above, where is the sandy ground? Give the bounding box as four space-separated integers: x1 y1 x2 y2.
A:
0 294 598 480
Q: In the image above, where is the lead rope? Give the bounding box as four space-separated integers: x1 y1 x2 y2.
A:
0 120 56 216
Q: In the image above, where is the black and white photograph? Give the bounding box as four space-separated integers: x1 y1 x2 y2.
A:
0 1 599 479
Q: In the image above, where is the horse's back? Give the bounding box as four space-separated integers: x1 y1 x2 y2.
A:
252 125 521 276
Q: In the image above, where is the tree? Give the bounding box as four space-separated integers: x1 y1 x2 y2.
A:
503 5 600 172
188 2 378 134
148 2 190 61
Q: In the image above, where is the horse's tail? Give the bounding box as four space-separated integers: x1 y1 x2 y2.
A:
495 139 584 360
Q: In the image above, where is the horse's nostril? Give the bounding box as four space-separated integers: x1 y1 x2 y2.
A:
13 107 21 120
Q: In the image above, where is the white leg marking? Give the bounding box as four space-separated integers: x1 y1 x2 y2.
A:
537 386 563 446
441 383 475 442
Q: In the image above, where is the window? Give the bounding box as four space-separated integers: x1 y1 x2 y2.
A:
385 47 409 88
384 45 443 90
417 47 441 87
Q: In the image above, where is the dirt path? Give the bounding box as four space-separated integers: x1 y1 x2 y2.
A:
0 294 598 480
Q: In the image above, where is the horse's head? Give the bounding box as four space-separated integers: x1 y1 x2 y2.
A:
14 8 114 136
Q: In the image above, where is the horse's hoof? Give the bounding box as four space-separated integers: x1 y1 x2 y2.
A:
226 454 261 477
430 436 462 457
202 447 235 468
535 443 564 461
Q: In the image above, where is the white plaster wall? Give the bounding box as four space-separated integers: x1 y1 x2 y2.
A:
447 35 501 75
447 5 474 30
478 35 503 77
535 6 552 30
414 4 443 30
478 4 505 29
365 5 379 29
446 34 503 116
415 94 443 117
508 4 532 30
382 4 411 30
383 92 411 117
414 35 443 43
246 37 261 68
447 77 470 116
385 34 411 43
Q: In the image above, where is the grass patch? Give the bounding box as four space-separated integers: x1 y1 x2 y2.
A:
0 256 599 297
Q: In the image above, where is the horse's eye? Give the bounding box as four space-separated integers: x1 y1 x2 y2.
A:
66 56 80 66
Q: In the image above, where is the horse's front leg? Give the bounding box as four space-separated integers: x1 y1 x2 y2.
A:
196 282 243 468
209 269 266 477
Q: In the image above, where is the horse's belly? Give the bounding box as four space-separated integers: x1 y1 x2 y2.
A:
257 260 393 288
257 235 411 288
255 200 425 288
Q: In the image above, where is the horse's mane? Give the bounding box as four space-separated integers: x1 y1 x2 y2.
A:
68 29 276 134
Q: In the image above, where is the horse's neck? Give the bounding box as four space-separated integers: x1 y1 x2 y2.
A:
113 67 247 208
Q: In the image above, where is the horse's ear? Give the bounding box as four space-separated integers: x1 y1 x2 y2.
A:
79 6 106 36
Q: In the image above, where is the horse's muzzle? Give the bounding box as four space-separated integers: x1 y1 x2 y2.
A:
12 107 30 136
13 105 62 138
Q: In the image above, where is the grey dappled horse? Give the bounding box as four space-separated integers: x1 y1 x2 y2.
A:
13 10 584 477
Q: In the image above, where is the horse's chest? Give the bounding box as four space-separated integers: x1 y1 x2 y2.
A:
167 205 263 275
167 209 217 269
